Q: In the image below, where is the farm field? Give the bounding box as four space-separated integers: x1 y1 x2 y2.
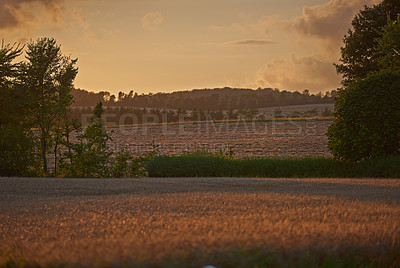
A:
109 119 333 157
1 177 399 267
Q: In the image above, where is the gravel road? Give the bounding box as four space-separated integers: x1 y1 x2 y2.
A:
1 177 400 267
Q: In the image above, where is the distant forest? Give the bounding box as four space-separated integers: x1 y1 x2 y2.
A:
72 87 336 110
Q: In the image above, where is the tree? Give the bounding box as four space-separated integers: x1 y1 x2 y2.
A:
0 41 36 176
20 37 78 174
335 0 400 87
327 71 400 162
376 16 400 71
60 101 112 177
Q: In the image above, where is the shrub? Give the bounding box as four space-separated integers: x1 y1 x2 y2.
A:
146 155 399 178
327 71 400 162
109 142 160 178
59 102 112 177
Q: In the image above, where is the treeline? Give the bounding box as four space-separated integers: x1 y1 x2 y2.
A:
72 87 336 110
69 106 332 127
70 107 263 126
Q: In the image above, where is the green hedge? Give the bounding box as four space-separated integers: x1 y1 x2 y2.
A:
146 155 400 178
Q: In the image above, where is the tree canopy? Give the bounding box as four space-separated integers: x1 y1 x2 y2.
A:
0 42 36 176
328 1 400 162
327 71 400 162
335 0 400 86
376 16 400 71
20 37 78 174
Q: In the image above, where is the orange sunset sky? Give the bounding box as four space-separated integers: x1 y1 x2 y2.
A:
0 0 381 95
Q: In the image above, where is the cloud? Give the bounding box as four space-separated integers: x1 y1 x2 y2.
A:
256 54 341 92
253 0 383 92
210 15 289 36
71 8 100 41
293 0 381 49
0 0 65 30
224 39 275 46
142 12 164 31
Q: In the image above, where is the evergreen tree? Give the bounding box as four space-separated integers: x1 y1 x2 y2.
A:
60 101 112 177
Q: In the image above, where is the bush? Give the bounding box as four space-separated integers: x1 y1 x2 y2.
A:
110 144 159 178
146 155 400 178
327 71 400 162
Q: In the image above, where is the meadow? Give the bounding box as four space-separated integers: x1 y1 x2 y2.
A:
1 177 399 267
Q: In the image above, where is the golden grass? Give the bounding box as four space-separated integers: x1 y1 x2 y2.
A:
0 177 399 267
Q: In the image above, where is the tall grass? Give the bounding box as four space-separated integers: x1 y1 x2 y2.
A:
146 155 400 178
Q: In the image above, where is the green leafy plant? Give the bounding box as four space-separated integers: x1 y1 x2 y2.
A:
20 37 78 174
0 41 36 176
335 0 400 86
327 71 400 162
60 101 112 177
109 141 160 178
376 16 400 71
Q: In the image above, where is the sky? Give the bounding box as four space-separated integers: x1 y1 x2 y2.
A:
0 0 382 95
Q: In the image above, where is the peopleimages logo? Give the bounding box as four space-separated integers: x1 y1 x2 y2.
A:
80 112 319 136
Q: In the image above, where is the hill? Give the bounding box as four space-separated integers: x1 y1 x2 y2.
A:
72 87 336 110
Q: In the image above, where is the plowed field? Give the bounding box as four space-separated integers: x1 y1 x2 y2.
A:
109 119 332 157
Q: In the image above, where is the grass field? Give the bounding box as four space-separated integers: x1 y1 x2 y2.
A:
1 177 399 267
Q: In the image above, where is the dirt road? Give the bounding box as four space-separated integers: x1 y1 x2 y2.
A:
1 177 400 267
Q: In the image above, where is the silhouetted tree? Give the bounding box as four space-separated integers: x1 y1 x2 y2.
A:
20 37 78 174
335 0 400 86
0 41 36 176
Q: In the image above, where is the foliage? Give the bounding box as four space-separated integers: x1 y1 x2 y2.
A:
182 146 235 159
327 71 400 162
60 102 112 177
20 37 78 174
110 143 159 178
0 41 36 176
72 87 335 110
335 0 400 86
376 16 400 71
0 124 36 176
146 154 400 178
109 149 134 178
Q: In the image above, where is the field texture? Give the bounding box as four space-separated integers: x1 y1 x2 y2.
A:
109 120 332 157
1 177 399 267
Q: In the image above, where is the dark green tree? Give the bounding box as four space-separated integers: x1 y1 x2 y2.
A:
335 0 400 87
20 37 78 175
376 16 400 71
60 101 112 177
327 71 400 162
0 41 36 176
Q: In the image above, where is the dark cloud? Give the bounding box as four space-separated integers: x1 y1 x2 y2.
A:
0 2 18 28
294 0 380 42
0 0 64 29
225 39 275 46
